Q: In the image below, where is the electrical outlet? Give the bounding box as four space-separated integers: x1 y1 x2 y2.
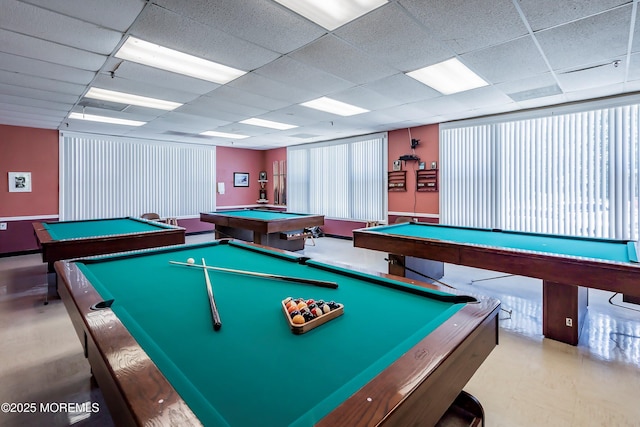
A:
565 317 573 327
0 223 7 231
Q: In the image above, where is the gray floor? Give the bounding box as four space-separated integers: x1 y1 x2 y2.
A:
1 234 639 426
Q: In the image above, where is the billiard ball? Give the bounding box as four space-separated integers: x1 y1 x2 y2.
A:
187 258 195 264
289 310 300 319
292 314 305 325
322 305 331 314
302 311 315 322
311 307 323 317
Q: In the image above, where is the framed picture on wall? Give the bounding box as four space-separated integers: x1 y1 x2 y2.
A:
233 172 249 187
8 172 32 192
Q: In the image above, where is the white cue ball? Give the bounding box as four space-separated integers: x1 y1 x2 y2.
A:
187 258 195 264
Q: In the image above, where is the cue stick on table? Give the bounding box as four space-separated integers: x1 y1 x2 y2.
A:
201 258 222 331
170 261 339 289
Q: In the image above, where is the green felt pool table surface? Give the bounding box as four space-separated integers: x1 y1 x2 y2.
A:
42 217 174 240
369 222 637 264
207 209 315 220
56 240 499 427
33 217 185 266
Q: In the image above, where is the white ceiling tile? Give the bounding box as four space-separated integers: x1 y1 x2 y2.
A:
255 56 353 94
0 52 95 85
0 28 107 71
0 69 86 96
20 0 145 31
556 62 626 92
0 82 79 104
399 0 528 54
1 0 639 148
90 75 200 104
228 73 320 104
335 3 452 71
130 4 280 72
101 59 219 96
152 0 326 54
362 74 441 104
204 85 290 112
0 0 123 55
536 5 631 70
0 93 72 112
289 35 399 85
329 86 400 111
461 36 549 84
519 0 629 32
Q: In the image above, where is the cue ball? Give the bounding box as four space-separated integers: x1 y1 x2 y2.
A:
187 258 195 264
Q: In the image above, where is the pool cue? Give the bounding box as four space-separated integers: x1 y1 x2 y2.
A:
201 258 222 331
170 261 338 289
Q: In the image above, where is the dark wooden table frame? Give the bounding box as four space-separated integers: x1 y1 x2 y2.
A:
200 210 324 251
33 218 185 301
55 241 499 427
354 225 640 345
33 217 185 268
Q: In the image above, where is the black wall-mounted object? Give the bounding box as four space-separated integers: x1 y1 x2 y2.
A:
411 138 420 149
399 154 420 161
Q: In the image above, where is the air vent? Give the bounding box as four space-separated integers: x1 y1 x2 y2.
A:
290 133 320 139
77 98 127 112
163 131 212 139
507 85 562 102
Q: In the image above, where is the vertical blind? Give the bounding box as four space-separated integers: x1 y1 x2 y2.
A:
288 133 387 222
441 104 639 240
59 132 216 220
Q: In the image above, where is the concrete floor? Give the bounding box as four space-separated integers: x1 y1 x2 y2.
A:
1 233 639 426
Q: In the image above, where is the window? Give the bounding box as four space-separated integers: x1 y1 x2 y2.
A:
60 132 216 220
288 133 387 222
441 102 639 240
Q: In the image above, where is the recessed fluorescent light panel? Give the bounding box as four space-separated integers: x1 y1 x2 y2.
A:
85 88 182 111
201 131 250 139
274 0 388 30
300 97 369 116
115 36 246 84
240 118 298 130
406 58 489 95
69 112 145 126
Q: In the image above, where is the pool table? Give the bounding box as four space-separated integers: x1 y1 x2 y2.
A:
354 221 640 345
55 239 499 427
33 217 185 300
200 209 324 251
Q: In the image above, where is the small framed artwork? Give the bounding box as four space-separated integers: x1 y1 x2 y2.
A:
431 161 438 170
233 172 250 187
8 172 32 192
418 162 426 170
259 171 267 181
392 160 402 171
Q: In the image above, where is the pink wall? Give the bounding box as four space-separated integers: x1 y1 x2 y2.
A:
215 146 265 207
0 125 59 253
387 124 440 222
263 147 287 206
0 125 59 217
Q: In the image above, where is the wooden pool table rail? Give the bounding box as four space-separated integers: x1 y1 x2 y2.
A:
33 218 185 265
55 241 499 427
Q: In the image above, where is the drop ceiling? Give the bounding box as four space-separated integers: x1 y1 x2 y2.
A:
1 0 639 149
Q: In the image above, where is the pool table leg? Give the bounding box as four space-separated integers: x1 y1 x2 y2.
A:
388 254 444 283
45 262 59 305
542 281 588 345
623 294 640 305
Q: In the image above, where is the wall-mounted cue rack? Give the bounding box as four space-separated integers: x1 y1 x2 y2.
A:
388 171 407 191
416 169 438 192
